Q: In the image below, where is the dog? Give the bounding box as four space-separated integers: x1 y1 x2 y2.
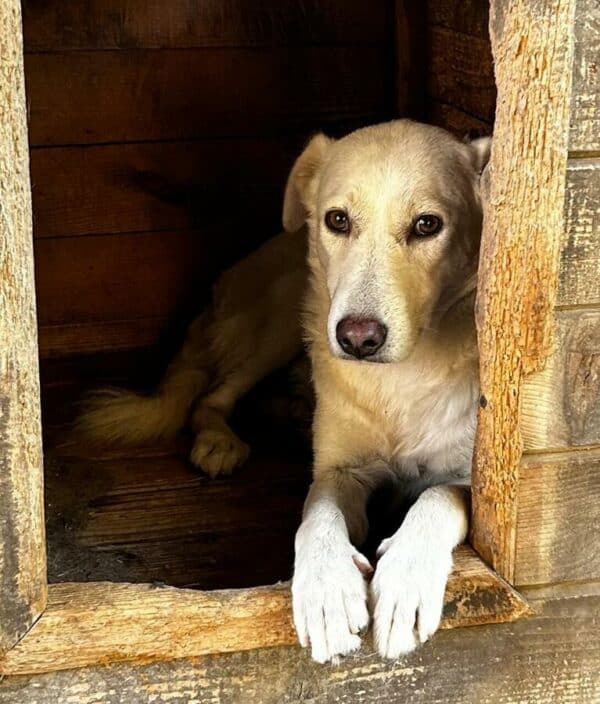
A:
286 120 490 662
78 119 490 663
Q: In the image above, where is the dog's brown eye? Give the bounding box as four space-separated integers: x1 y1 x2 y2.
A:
325 209 350 234
413 214 443 238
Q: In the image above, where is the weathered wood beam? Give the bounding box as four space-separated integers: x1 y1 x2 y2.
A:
0 0 46 654
471 0 576 581
1 595 596 704
0 546 530 676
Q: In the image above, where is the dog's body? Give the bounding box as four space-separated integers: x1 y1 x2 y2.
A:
79 120 490 663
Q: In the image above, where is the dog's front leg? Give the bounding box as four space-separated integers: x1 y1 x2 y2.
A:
370 484 469 659
292 467 384 663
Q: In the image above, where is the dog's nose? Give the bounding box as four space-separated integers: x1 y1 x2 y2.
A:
336 317 387 359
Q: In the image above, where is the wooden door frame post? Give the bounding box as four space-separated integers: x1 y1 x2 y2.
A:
0 0 46 653
471 0 576 582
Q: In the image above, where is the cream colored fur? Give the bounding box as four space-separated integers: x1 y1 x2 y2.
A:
287 121 490 662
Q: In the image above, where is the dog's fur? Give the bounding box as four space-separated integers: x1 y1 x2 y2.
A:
78 119 491 662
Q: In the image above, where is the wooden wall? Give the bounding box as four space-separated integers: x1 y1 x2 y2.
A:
23 0 396 358
424 0 494 136
515 0 600 590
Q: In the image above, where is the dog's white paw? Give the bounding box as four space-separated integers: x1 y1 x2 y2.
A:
190 429 249 477
371 529 452 659
292 528 371 663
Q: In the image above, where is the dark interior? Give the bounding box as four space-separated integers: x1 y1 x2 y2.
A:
25 0 495 589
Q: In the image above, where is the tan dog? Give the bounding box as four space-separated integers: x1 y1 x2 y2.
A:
79 120 490 663
286 121 490 662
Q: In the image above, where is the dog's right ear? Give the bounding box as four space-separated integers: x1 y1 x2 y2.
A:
283 133 334 232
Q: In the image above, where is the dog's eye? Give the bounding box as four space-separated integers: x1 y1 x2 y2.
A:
325 209 351 234
412 214 443 238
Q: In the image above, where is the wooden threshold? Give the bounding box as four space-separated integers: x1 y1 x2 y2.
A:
0 546 531 676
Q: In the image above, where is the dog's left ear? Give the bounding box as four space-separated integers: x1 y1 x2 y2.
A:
469 136 492 174
283 133 334 232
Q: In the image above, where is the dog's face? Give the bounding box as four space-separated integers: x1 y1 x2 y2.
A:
284 121 491 363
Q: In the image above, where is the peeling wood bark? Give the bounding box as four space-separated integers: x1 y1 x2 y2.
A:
1 596 597 704
0 0 46 654
471 0 576 581
0 546 530 676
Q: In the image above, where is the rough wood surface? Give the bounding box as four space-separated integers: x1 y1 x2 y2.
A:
515 450 600 586
558 159 600 307
570 0 600 151
471 0 576 581
426 25 495 124
0 546 529 675
38 318 170 358
1 596 597 704
25 47 391 146
22 0 391 50
521 309 600 452
428 101 492 137
34 229 221 327
426 0 489 38
0 0 47 655
30 139 295 239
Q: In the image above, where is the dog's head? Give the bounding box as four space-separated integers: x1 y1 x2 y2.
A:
283 120 491 363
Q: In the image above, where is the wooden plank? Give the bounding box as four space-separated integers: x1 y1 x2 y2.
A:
427 100 492 137
25 47 391 146
34 230 223 328
521 309 600 452
570 0 600 152
0 546 530 675
1 597 596 704
471 0 576 581
30 139 296 239
426 0 489 38
42 442 309 588
426 25 495 124
0 0 47 655
22 0 392 51
558 159 600 307
38 318 170 359
515 450 600 586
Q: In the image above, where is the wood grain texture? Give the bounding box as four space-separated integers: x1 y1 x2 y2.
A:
426 0 489 38
428 101 492 137
521 309 600 452
426 25 495 124
22 0 392 50
0 0 47 654
38 318 170 358
0 546 530 675
34 229 223 328
471 0 576 581
570 0 600 152
558 159 600 307
30 139 295 239
515 450 600 586
1 596 597 704
25 47 391 146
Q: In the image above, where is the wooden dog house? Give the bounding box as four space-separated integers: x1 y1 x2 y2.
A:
1 0 599 700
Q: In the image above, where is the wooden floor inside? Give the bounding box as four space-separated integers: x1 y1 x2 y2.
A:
41 350 312 590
